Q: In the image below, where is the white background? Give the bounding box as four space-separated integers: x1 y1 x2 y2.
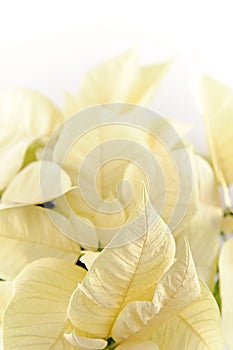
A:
0 0 233 155
0 0 232 348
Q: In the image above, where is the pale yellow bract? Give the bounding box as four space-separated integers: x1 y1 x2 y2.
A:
0 51 228 350
52 122 221 289
199 76 233 188
3 258 86 349
2 187 223 349
53 120 196 245
175 155 222 290
0 205 80 280
2 160 73 205
199 75 233 237
63 50 171 117
0 88 63 191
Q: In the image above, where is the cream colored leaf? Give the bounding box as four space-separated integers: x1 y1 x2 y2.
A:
126 60 171 105
176 205 220 291
0 88 62 135
92 195 127 247
0 205 80 280
151 280 224 350
54 194 99 249
63 52 171 118
199 75 233 186
0 282 14 326
122 146 197 239
2 160 72 204
112 240 200 341
54 106 195 247
176 155 221 290
0 202 25 210
65 333 107 349
219 239 233 350
64 91 79 120
68 186 175 339
0 88 62 189
53 119 150 248
2 258 86 349
117 122 197 238
64 51 138 117
0 131 35 190
53 112 148 188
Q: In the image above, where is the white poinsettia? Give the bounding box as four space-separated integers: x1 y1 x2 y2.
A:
63 50 171 118
198 76 233 234
0 88 63 191
0 64 221 293
51 103 221 290
2 187 223 349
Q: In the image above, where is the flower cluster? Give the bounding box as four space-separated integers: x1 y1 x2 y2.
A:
0 51 232 349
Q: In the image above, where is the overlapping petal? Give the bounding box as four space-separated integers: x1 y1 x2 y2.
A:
2 160 72 205
2 258 86 349
176 155 221 289
68 186 175 339
53 105 196 248
151 280 224 350
0 88 62 190
112 240 200 341
0 206 80 279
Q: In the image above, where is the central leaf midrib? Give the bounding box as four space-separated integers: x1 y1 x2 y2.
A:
108 208 149 337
